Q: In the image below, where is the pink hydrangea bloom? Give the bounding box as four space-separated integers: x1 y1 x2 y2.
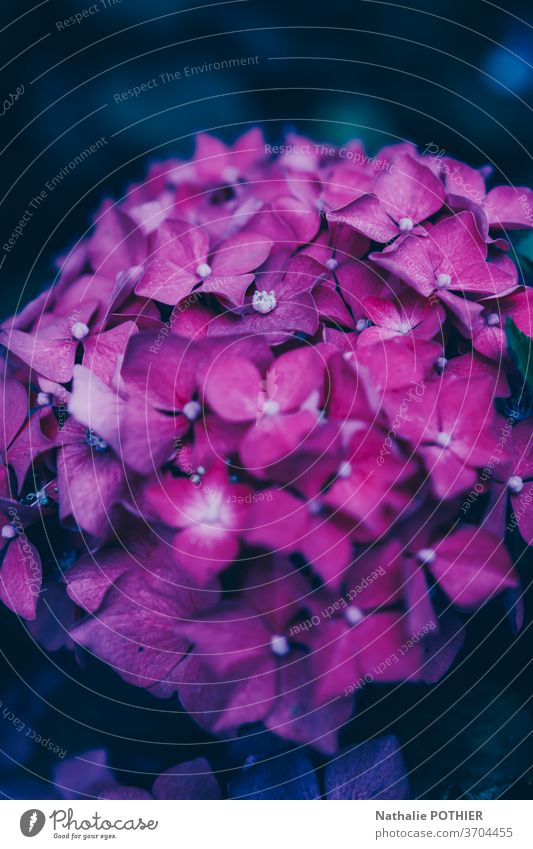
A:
1 129 531 756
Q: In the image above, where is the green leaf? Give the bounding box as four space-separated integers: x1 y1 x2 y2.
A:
506 317 533 391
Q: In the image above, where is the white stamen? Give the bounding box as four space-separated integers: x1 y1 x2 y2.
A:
398 320 411 334
485 312 500 327
196 263 212 279
435 356 448 373
183 400 201 421
338 460 353 479
261 399 280 417
345 605 364 625
197 466 206 475
356 318 369 332
252 289 277 315
436 431 452 448
436 273 452 289
270 634 290 657
508 475 524 494
398 217 414 232
326 257 339 271
343 351 355 361
71 321 90 340
1 524 16 540
190 474 201 484
417 547 436 565
36 392 51 407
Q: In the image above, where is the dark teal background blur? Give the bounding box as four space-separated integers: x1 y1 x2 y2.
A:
1 0 532 317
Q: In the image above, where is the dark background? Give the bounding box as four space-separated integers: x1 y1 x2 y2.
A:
1 0 533 799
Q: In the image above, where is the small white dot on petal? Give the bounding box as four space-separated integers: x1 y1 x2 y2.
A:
435 356 448 373
508 475 524 494
485 312 500 327
436 273 452 289
196 263 212 279
326 257 339 271
261 399 280 417
416 547 436 565
71 321 90 340
36 392 51 407
436 431 452 448
1 524 16 540
345 606 364 625
183 400 201 421
356 318 369 332
270 634 290 657
338 461 353 479
398 217 414 232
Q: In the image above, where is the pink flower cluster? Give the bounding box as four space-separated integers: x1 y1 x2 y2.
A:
1 129 532 752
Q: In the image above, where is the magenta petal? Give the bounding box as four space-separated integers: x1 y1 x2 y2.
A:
370 236 435 296
71 564 210 690
178 653 275 734
1 327 77 383
266 655 352 754
430 527 518 609
199 273 255 306
271 347 324 410
173 526 239 584
153 758 221 800
0 379 28 451
82 322 137 386
89 204 147 279
375 152 445 223
204 357 261 421
211 231 272 276
0 538 41 620
57 438 125 537
330 195 398 243
135 258 198 305
241 410 317 469
325 735 410 799
486 186 533 229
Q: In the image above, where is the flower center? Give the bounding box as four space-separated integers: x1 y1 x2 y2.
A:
270 634 290 657
398 320 411 334
85 429 108 452
416 547 436 565
338 460 353 479
326 256 339 271
435 356 448 373
1 524 16 540
36 391 51 406
485 312 500 327
183 400 201 421
436 431 452 448
436 273 451 289
196 263 212 279
71 321 90 341
507 475 524 494
252 290 277 314
356 318 369 332
345 605 364 625
261 398 280 417
398 217 414 232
